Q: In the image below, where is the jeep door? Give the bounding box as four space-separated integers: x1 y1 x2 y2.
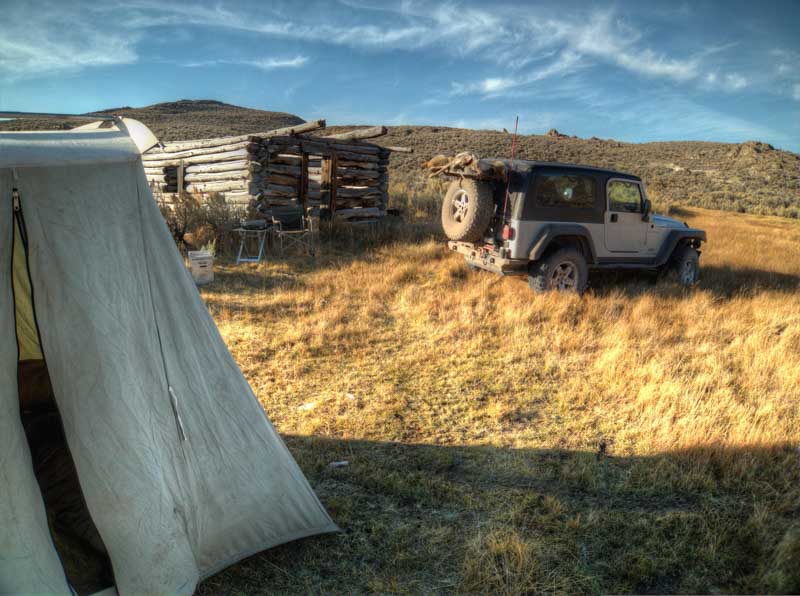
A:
604 179 647 252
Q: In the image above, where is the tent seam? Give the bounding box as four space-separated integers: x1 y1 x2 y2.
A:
134 176 187 446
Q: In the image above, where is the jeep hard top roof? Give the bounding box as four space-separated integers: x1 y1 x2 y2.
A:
480 158 641 181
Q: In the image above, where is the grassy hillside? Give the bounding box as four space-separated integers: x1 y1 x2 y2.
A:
0 99 304 141
2 100 797 215
196 206 800 594
321 125 799 219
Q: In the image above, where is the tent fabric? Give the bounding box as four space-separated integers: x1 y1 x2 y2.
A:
1 131 336 595
1 168 71 595
0 129 141 168
71 118 161 155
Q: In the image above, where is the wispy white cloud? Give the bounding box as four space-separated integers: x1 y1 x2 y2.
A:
772 49 800 76
443 7 751 99
560 11 700 82
182 56 309 71
0 0 771 104
723 73 748 91
589 90 790 146
0 3 138 80
120 1 432 49
704 72 749 91
698 42 741 57
771 49 800 101
121 0 717 93
450 50 584 98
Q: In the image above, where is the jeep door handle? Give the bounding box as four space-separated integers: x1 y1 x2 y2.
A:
610 213 618 222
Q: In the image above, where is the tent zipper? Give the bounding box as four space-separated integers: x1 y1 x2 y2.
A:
10 186 80 593
12 189 27 247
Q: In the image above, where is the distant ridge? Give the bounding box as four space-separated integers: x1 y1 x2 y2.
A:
319 125 798 218
0 99 305 141
2 99 797 217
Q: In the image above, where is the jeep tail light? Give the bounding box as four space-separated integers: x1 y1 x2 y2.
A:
502 225 515 241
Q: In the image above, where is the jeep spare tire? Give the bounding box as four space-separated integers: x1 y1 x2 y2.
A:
441 179 495 242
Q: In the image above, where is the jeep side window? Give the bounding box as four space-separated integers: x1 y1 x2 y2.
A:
607 180 642 213
535 174 596 208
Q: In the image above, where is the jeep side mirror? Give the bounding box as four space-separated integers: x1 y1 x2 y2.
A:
642 198 652 220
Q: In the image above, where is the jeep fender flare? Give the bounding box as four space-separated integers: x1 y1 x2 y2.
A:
527 224 597 264
654 229 706 267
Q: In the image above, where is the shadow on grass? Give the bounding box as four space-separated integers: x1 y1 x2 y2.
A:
589 264 800 299
212 218 442 272
199 437 800 595
199 218 443 308
664 205 696 219
218 217 445 268
699 264 800 296
205 216 798 305
202 267 307 296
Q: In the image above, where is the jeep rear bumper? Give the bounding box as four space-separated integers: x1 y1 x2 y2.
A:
448 241 528 275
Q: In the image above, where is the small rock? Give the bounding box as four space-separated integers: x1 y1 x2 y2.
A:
297 401 317 412
546 128 564 138
329 460 350 468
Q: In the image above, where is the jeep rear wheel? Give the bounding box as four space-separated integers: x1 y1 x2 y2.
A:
441 179 495 242
528 248 589 294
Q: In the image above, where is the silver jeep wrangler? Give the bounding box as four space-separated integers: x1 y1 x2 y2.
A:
442 160 706 293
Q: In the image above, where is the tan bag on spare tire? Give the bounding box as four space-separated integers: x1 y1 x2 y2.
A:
441 178 495 242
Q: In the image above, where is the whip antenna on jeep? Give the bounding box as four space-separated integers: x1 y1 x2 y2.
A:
501 115 519 225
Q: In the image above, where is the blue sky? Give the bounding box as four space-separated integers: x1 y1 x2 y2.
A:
1 0 799 151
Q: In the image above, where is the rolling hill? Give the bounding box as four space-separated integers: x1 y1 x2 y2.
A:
326 125 800 219
0 99 304 141
2 100 797 217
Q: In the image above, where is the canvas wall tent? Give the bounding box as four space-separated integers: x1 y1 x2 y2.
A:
0 120 337 595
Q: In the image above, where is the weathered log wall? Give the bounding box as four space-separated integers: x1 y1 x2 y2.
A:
254 135 391 220
144 120 407 222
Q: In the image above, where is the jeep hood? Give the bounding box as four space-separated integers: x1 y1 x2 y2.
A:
652 214 688 229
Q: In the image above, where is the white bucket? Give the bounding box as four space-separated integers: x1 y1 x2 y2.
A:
188 250 214 285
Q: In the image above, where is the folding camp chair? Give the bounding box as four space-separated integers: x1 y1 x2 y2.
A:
234 219 270 264
268 207 318 256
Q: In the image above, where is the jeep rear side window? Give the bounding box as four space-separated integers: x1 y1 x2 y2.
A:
535 174 596 208
608 180 642 213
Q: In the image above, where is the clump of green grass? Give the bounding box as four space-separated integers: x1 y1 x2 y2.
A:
764 524 800 593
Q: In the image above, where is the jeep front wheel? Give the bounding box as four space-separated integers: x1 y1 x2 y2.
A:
441 179 495 242
528 248 589 294
666 245 700 286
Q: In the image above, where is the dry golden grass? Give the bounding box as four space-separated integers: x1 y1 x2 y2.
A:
197 205 800 594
